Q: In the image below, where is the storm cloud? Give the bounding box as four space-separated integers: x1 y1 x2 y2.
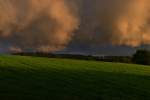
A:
0 0 150 53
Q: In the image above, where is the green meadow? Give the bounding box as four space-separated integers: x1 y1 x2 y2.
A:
0 55 150 100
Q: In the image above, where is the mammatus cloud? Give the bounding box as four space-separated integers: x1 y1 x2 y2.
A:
0 0 150 53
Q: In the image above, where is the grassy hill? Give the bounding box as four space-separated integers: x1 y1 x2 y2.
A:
0 55 150 100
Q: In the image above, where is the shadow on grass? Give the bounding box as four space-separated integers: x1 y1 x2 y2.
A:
0 67 150 100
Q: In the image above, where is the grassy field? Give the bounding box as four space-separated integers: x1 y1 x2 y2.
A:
0 55 150 100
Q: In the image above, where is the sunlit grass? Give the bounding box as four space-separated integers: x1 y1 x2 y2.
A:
0 55 150 100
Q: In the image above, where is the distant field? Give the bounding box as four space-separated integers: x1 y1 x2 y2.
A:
0 55 150 100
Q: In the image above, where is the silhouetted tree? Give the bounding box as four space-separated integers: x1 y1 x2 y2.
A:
132 49 150 65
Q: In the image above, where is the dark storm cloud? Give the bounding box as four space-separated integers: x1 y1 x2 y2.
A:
0 0 150 53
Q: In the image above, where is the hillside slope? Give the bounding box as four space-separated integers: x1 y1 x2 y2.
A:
0 55 150 100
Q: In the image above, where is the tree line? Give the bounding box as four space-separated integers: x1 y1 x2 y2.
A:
12 49 150 65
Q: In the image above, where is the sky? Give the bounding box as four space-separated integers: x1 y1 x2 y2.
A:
0 0 150 55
